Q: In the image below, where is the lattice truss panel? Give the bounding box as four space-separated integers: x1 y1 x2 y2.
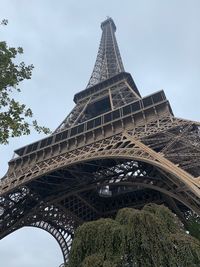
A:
55 80 139 132
0 114 200 262
0 188 75 262
3 116 200 192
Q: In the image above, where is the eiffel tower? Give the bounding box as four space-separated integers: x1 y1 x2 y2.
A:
0 18 200 265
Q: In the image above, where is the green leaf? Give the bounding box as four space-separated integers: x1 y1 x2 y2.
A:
0 22 51 144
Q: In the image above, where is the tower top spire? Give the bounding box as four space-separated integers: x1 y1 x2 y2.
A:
101 17 116 31
86 17 125 88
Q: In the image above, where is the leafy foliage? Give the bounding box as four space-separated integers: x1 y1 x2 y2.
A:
187 213 200 241
0 20 50 144
67 204 200 267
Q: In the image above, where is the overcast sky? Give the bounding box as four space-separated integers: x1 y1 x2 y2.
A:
0 0 200 266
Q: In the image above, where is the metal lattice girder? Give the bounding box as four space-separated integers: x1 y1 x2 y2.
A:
2 116 200 194
31 221 72 262
0 197 75 263
1 117 200 209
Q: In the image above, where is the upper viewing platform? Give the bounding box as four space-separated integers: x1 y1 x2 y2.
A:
74 72 141 104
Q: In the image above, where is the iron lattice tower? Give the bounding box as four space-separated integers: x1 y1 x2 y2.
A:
0 18 200 265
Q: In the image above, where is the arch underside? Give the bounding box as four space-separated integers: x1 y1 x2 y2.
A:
0 200 75 263
1 156 199 263
1 124 200 263
31 221 72 263
39 156 199 217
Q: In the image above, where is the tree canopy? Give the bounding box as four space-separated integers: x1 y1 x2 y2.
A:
0 20 50 144
67 204 200 267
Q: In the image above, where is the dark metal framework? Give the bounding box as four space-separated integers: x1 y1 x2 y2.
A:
86 18 125 88
0 18 200 265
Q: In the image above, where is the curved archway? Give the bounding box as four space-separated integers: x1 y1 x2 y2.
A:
1 139 200 264
55 156 200 216
0 227 63 267
62 150 200 196
4 133 199 214
30 221 72 263
25 135 199 209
